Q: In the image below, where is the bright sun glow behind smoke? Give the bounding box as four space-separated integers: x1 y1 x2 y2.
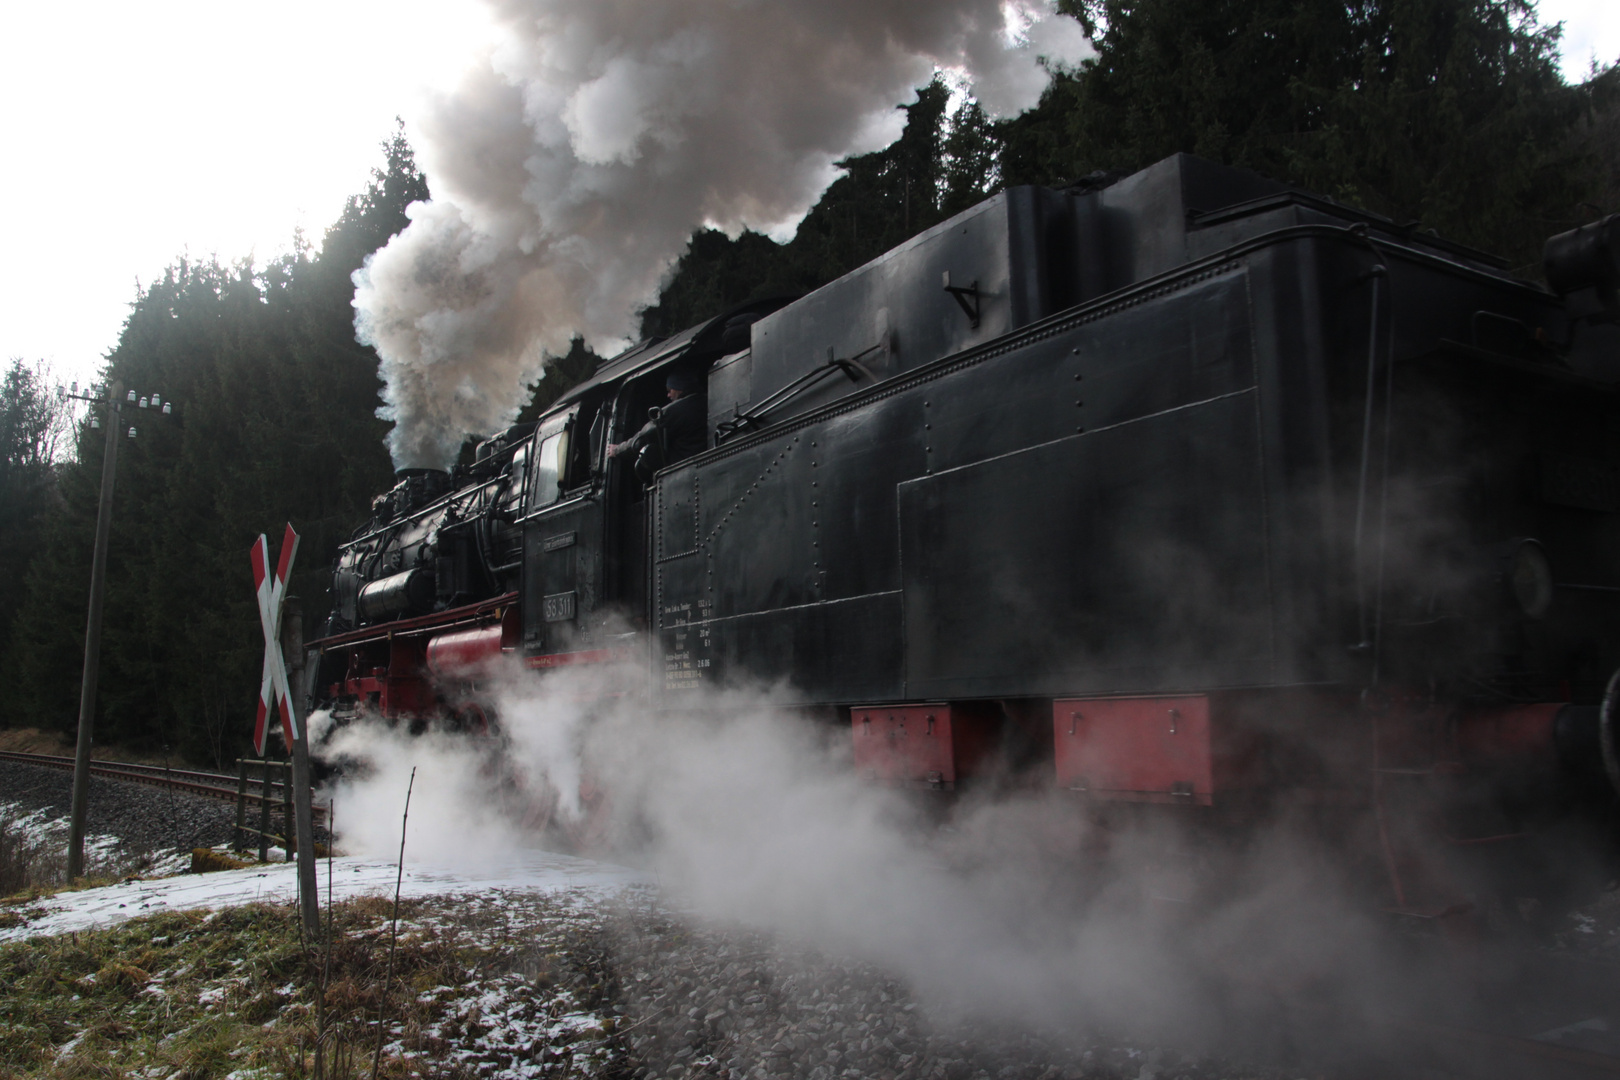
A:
0 0 496 388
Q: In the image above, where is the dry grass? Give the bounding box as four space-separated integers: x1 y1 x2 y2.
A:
0 815 44 898
0 812 160 906
0 816 117 903
0 728 182 767
0 893 624 1080
190 849 256 873
0 729 73 757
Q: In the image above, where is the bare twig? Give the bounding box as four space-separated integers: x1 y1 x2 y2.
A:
612 1003 670 1036
317 802 335 1080
371 767 416 1080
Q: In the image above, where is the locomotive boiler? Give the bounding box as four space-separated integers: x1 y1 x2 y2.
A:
313 153 1620 916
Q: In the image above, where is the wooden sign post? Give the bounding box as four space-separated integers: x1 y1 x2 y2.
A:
253 525 320 939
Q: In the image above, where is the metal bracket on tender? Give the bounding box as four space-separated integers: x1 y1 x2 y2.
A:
942 271 980 328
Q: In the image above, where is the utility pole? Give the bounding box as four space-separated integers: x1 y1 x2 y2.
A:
67 381 122 880
66 380 173 879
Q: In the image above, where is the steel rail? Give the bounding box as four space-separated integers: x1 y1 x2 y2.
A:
1407 1018 1620 1079
1275 943 1620 1080
0 749 327 826
2 750 243 787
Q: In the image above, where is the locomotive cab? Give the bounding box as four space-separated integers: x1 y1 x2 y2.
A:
309 297 795 726
512 295 795 659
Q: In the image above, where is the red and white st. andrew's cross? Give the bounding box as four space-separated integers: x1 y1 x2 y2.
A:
251 524 301 757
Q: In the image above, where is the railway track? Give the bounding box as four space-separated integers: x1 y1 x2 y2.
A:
1409 945 1620 1080
0 749 327 827
1232 925 1620 1079
1314 996 1620 1079
1405 1018 1620 1079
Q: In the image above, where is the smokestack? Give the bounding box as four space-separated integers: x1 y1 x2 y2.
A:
353 0 1091 469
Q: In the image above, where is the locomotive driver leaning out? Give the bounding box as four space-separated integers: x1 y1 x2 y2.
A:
608 370 707 484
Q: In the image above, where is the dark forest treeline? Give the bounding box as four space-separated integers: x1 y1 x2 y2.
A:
1 0 1615 764
0 136 428 765
0 362 71 667
646 0 1618 334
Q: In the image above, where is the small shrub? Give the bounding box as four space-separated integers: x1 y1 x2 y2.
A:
1 808 155 899
0 813 56 895
190 848 254 873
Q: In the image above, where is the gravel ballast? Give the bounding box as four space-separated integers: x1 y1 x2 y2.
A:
596 901 1288 1080
0 758 237 858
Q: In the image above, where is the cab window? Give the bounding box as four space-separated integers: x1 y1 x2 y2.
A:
501 442 529 515
532 428 569 507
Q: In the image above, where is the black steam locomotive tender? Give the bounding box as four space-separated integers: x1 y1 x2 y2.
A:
313 153 1620 916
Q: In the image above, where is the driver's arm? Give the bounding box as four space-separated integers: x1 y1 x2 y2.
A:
609 414 661 458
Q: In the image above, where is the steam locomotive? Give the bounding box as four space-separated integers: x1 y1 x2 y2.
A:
313 153 1620 916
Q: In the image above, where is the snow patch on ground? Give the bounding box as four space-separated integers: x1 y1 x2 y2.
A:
415 969 613 1077
0 848 649 943
1 800 124 871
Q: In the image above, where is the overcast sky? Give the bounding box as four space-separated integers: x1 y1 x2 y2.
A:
2 1 1615 390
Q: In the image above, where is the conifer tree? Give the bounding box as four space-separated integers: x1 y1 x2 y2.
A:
0 360 70 671
1004 0 1613 265
0 133 428 765
640 77 976 336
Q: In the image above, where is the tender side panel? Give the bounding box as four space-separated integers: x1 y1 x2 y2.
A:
898 390 1274 699
917 269 1258 476
655 265 1273 703
655 392 928 701
661 592 904 700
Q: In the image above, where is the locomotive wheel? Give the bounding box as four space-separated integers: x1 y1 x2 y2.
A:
1601 668 1620 800
511 778 612 854
449 702 494 737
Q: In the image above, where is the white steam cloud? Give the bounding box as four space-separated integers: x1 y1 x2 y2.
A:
313 663 1437 1052
353 0 1092 469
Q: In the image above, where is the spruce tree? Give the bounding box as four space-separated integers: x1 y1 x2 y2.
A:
0 360 70 688
1004 0 1613 266
0 134 427 765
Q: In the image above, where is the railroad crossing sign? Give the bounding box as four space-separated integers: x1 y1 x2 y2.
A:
251 524 300 757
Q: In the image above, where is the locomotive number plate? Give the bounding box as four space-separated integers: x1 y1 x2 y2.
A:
542 591 577 622
542 531 577 552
